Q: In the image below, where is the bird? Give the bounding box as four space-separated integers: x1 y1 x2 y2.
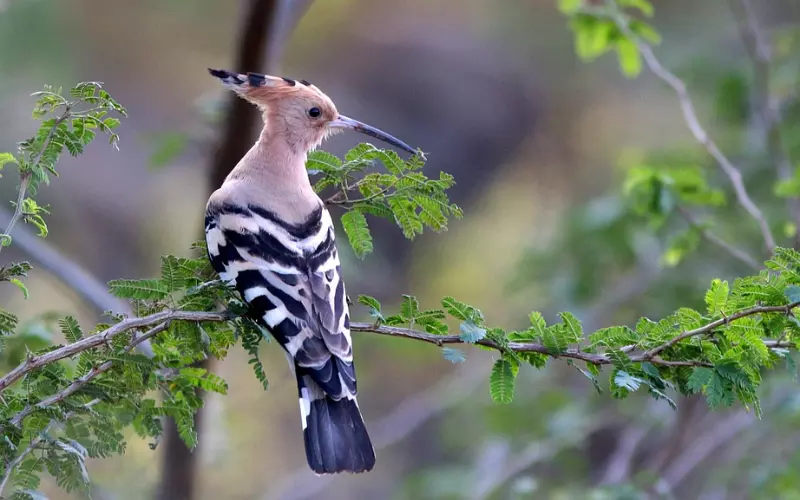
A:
204 68 417 474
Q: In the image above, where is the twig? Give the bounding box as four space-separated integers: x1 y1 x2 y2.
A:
1 300 796 396
642 301 800 359
676 206 761 270
0 310 227 393
599 425 651 485
470 415 613 500
0 109 70 256
7 323 168 428
610 7 777 252
354 299 799 367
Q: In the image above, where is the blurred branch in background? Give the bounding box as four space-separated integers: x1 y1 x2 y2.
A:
609 3 777 253
0 209 134 317
729 0 800 245
469 412 613 500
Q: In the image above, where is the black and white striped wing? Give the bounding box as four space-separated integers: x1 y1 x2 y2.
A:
204 201 356 400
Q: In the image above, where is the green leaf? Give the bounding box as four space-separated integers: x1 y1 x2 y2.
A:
629 20 661 44
108 278 169 300
459 320 487 343
558 311 584 343
160 255 186 293
589 325 637 347
527 311 548 341
620 0 654 16
576 20 615 61
388 197 423 239
357 294 384 322
0 308 18 335
341 210 373 258
687 366 713 393
441 296 482 322
442 347 466 364
707 371 735 408
9 278 28 299
615 38 643 78
542 325 569 353
59 316 84 343
705 279 729 316
400 295 419 321
614 370 642 392
489 356 519 404
557 0 582 14
0 152 17 171
179 367 229 394
306 150 343 174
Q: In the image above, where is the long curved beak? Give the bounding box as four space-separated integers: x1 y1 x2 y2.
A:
328 115 416 155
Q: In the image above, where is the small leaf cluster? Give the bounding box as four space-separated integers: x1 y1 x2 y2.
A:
558 0 660 78
0 82 126 241
308 144 462 258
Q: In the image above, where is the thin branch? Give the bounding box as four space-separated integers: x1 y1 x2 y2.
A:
609 7 777 252
729 0 800 238
0 207 133 317
643 301 800 359
676 206 761 270
1 301 796 396
0 310 228 393
470 415 614 500
8 323 168 428
0 109 70 256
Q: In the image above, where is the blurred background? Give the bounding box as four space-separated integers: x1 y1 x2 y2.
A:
1 0 800 498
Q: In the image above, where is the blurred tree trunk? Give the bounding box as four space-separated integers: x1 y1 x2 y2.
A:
155 1 279 498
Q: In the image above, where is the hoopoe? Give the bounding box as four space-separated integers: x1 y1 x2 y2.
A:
204 68 416 474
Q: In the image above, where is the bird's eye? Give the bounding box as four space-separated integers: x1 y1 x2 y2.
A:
308 107 321 118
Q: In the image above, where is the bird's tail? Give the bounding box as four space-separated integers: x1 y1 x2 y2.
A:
296 375 376 474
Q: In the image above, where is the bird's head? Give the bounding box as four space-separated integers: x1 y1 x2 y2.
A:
208 68 417 156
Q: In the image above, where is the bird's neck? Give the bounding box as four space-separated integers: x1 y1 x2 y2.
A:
220 127 321 222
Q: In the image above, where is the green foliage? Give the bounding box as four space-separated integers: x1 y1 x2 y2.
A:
107 279 169 300
0 82 125 249
340 210 373 259
310 143 462 256
558 0 658 78
490 355 519 404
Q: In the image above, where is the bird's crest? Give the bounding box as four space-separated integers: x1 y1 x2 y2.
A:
208 68 328 107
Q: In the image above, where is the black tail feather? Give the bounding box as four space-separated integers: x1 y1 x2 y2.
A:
298 377 375 474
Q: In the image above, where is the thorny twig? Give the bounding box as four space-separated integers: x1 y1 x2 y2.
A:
0 310 228 393
7 323 169 429
0 301 797 397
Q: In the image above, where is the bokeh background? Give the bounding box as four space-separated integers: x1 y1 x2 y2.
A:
1 0 800 499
